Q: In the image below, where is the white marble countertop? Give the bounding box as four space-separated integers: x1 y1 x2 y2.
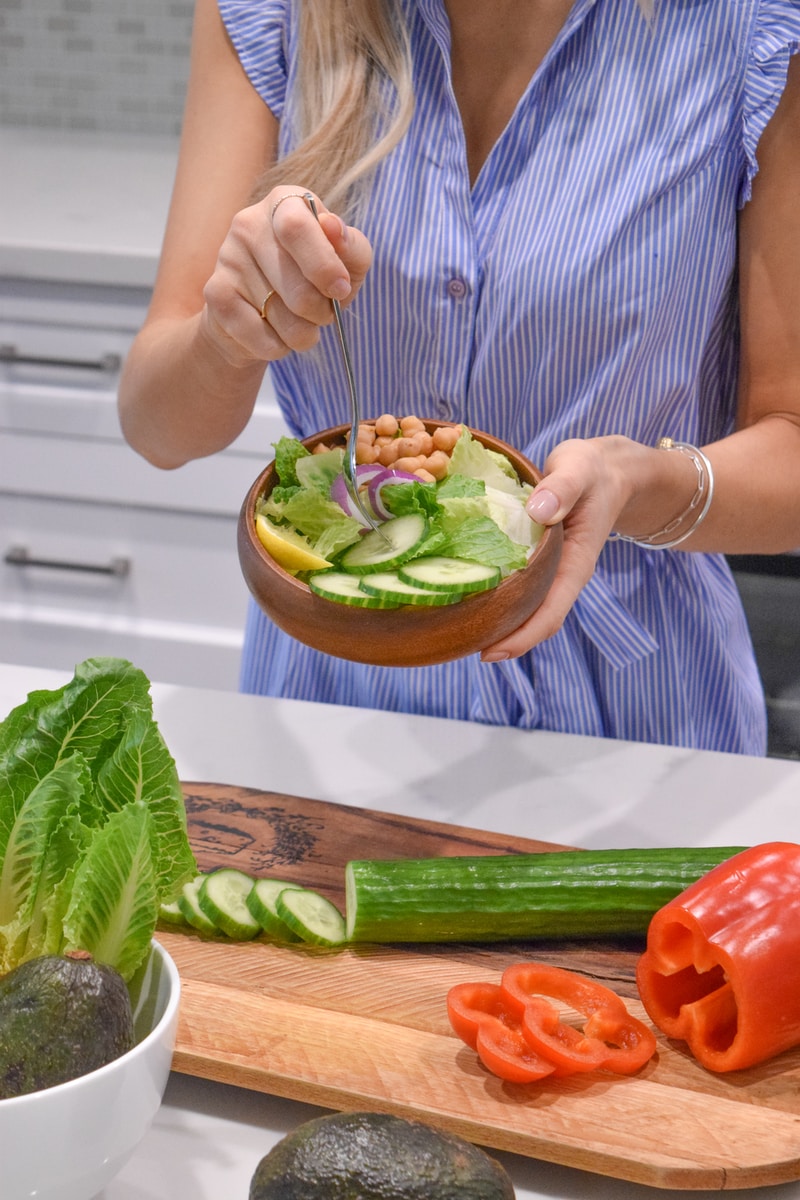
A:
2 660 800 1200
1 128 178 288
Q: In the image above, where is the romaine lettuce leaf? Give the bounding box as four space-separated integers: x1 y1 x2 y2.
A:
436 473 486 499
94 706 196 902
272 436 311 489
295 446 345 492
63 801 159 983
381 479 441 520
431 515 530 575
448 425 528 497
0 755 91 940
262 486 361 545
0 657 152 861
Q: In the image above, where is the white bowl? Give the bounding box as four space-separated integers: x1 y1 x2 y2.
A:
0 939 180 1200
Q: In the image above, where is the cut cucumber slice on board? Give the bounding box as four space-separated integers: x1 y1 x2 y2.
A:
158 897 186 926
178 875 220 936
398 556 501 594
246 877 305 942
338 514 428 574
199 868 261 940
358 571 461 606
276 887 347 946
308 571 400 607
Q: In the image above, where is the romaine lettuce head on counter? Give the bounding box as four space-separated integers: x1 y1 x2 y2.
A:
0 657 196 980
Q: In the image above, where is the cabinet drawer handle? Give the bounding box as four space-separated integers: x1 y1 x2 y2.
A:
4 545 131 578
0 343 122 373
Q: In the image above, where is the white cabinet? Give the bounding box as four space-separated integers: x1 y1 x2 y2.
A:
0 276 289 690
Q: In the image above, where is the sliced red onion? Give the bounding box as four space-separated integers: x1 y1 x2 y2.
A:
330 463 390 524
367 469 420 521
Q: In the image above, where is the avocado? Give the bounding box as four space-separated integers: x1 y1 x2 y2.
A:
0 950 135 1098
249 1110 516 1200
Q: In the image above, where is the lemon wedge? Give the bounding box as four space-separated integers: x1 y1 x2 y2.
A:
255 514 333 574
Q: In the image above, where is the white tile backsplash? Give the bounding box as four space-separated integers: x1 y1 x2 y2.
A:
0 0 192 136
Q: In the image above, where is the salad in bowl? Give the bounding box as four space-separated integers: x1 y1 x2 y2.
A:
237 417 562 668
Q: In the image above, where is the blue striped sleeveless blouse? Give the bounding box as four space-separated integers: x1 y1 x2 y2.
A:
219 0 800 753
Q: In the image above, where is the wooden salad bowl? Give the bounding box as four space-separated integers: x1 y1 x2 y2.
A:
237 421 563 668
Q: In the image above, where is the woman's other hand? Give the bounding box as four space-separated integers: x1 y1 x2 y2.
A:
480 434 697 661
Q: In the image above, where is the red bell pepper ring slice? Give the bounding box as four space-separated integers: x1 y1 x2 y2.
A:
501 962 657 1076
446 981 556 1083
636 842 800 1073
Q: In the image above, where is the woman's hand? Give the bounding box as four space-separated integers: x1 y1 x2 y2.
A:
480 435 686 662
200 187 373 370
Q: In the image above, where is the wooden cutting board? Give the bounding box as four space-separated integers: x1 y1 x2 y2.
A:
158 782 800 1191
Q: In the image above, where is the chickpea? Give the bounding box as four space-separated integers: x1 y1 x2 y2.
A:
377 440 402 466
312 442 330 454
432 424 460 453
374 413 400 438
355 440 380 464
424 449 450 480
394 455 426 473
399 415 426 433
414 468 436 483
392 434 427 459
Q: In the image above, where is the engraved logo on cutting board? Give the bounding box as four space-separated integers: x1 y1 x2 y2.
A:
183 788 323 871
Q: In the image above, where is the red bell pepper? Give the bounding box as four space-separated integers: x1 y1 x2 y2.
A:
636 842 800 1073
447 963 656 1083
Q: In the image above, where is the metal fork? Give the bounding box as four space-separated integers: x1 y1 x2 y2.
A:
304 193 386 537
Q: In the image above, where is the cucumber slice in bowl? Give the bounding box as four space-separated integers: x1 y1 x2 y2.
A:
398 556 501 594
199 868 262 940
308 572 401 607
358 571 461 607
338 513 428 574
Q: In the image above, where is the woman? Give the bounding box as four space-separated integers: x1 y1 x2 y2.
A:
118 0 800 753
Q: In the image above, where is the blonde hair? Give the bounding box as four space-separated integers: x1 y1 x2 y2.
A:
255 0 654 214
254 0 413 213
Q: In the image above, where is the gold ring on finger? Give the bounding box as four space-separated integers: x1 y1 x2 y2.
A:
259 290 277 322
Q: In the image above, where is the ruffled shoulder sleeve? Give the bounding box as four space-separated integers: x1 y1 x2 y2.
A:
741 0 800 206
216 0 292 119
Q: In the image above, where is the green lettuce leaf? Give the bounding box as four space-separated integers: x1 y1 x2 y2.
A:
94 707 196 902
381 479 441 520
0 755 90 932
431 515 530 575
436 473 486 499
448 426 529 497
262 486 361 545
0 657 152 862
295 446 345 492
22 811 91 963
272 436 311 489
63 801 159 982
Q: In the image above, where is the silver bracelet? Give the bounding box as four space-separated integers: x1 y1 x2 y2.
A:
614 438 715 549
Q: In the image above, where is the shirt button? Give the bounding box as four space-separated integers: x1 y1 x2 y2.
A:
437 399 455 419
446 277 468 300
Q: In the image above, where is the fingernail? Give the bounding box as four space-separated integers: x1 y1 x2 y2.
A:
329 277 351 301
481 651 510 663
526 487 559 523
